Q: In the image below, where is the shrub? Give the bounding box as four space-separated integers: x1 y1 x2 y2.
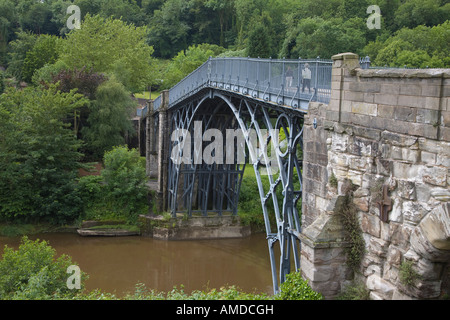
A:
399 260 422 287
337 280 370 300
0 236 86 299
78 147 149 224
276 272 323 300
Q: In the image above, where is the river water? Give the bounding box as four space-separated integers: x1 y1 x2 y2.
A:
0 232 274 297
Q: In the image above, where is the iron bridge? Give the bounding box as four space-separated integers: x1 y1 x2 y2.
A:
144 57 334 294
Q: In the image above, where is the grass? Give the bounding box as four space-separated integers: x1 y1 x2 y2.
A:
0 223 69 237
134 91 160 100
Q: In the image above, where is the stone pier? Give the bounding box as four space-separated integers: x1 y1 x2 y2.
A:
300 52 450 299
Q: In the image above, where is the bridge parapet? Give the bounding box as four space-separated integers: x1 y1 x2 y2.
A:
144 57 333 115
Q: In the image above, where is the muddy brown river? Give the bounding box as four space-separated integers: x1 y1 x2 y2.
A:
0 232 274 297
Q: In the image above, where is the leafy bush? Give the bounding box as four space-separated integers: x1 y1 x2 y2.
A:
399 260 422 287
276 272 323 300
123 284 269 300
78 147 149 224
337 280 370 300
0 84 88 224
0 236 86 299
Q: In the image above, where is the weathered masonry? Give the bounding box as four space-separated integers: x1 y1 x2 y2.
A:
301 53 449 299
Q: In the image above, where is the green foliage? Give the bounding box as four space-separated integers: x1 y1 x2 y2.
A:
246 20 273 58
281 17 367 59
0 236 85 299
78 147 149 224
336 181 365 273
60 14 155 93
0 84 88 224
81 76 136 159
368 21 450 68
399 260 422 287
6 31 37 81
21 34 62 83
276 272 323 300
163 43 226 89
337 280 370 300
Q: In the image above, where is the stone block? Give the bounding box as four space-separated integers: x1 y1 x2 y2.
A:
375 93 398 105
393 162 420 181
369 237 389 258
352 125 381 141
377 104 395 119
380 84 400 95
421 85 441 97
416 109 439 125
354 196 369 212
401 148 420 163
394 106 416 122
442 111 450 129
418 203 450 252
421 151 436 165
431 188 450 202
326 110 340 122
424 97 441 110
418 138 441 153
439 126 450 141
366 274 396 300
403 201 427 225
387 246 402 266
398 180 416 200
390 198 402 223
389 223 412 250
361 213 380 237
351 102 378 116
415 183 431 203
421 166 447 186
350 137 378 157
399 84 422 96
348 170 362 186
382 131 417 147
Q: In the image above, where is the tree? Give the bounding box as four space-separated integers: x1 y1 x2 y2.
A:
280 17 367 59
15 0 59 35
163 43 226 88
368 21 450 68
6 31 37 81
0 84 88 224
246 20 273 58
59 14 155 93
81 76 136 159
21 34 62 83
148 0 191 58
0 0 18 66
394 0 450 30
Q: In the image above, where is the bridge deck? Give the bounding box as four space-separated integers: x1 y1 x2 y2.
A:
141 57 333 116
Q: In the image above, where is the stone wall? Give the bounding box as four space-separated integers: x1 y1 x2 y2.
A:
300 53 450 299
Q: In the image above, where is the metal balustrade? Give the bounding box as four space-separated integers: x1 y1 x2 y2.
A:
144 57 333 115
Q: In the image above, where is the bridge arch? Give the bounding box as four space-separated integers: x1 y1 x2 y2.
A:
166 88 305 293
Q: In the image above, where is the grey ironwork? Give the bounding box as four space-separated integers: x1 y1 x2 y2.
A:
146 57 333 294
145 57 332 115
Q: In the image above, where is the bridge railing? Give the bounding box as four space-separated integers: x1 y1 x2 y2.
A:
151 57 333 113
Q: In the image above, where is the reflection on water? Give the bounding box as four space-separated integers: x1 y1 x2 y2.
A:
0 233 274 297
